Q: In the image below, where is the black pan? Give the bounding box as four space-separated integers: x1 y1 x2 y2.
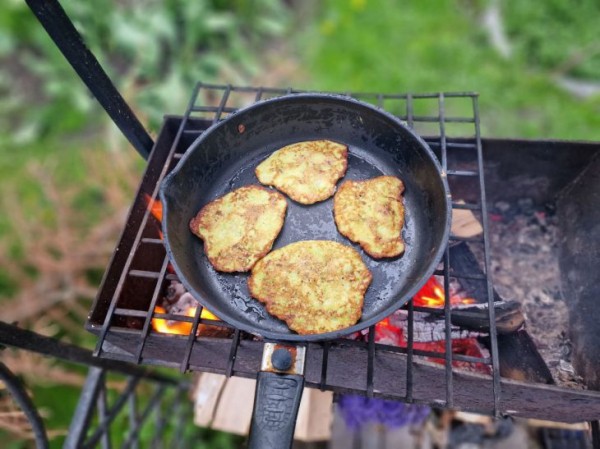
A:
161 93 450 340
160 94 450 448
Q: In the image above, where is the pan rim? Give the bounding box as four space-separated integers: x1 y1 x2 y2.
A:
160 92 452 342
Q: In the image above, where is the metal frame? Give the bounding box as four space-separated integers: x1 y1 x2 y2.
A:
0 360 49 449
84 83 600 423
64 367 191 449
0 322 194 449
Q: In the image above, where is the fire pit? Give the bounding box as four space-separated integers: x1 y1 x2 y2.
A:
1 1 598 447
84 82 600 424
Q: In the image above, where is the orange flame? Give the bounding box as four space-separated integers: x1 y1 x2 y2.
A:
144 194 164 239
413 277 476 308
143 194 221 334
144 194 163 222
373 276 490 374
152 306 219 335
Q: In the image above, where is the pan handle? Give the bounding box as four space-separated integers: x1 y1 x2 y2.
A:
248 371 305 449
248 344 306 449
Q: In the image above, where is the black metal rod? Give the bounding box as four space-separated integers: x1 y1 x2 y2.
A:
134 255 171 363
0 361 49 449
405 299 414 402
473 95 501 416
84 376 142 449
64 367 104 449
96 373 113 449
24 0 154 158
367 325 376 397
592 421 600 449
225 329 241 377
0 321 180 384
128 394 140 449
120 384 167 449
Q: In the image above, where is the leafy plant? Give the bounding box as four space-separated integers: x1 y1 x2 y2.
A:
0 0 290 145
297 0 600 140
503 0 600 80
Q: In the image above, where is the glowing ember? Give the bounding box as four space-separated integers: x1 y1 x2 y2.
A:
373 276 489 374
144 194 163 222
143 194 164 239
152 306 219 335
413 277 476 308
143 194 221 335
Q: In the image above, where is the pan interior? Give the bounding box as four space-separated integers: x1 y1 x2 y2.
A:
161 95 449 341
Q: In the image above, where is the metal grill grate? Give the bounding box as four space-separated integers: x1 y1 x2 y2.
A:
86 83 600 423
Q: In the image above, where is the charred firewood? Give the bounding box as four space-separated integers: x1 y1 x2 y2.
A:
451 301 525 334
449 242 554 384
479 330 554 384
448 242 503 303
393 301 524 341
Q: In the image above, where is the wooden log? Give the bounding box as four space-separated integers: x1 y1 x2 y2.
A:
448 242 554 384
295 389 334 442
193 373 333 441
448 242 503 304
100 332 600 422
193 372 226 427
479 330 554 384
451 301 524 334
451 206 483 238
211 376 255 435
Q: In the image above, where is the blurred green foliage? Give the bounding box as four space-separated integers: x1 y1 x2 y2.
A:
300 0 600 140
0 1 599 448
0 0 289 146
504 0 600 80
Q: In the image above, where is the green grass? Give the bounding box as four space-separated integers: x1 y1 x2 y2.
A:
298 0 600 140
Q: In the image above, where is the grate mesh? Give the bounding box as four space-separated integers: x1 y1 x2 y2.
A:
89 83 513 418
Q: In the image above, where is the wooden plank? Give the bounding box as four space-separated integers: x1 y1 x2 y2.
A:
193 372 226 427
212 376 255 435
295 389 334 442
192 372 333 440
451 207 483 238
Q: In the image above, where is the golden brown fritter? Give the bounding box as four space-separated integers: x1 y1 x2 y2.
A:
248 240 372 334
255 140 348 204
333 176 405 258
189 185 287 272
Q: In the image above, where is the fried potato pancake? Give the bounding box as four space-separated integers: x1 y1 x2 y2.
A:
248 240 372 334
189 185 287 272
255 140 348 204
333 176 405 258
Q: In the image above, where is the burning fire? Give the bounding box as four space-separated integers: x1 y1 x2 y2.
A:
374 277 489 374
144 194 221 335
144 194 475 344
152 306 219 335
413 277 476 308
144 194 164 239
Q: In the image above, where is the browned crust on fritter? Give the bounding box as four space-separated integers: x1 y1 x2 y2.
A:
333 176 405 259
255 140 349 204
189 185 287 272
248 240 372 335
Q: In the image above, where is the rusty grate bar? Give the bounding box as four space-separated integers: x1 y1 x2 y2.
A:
87 83 527 421
94 82 202 358
473 95 502 416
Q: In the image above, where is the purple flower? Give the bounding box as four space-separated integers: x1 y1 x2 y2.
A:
337 394 430 430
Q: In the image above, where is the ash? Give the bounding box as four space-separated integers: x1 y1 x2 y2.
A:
472 200 584 388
